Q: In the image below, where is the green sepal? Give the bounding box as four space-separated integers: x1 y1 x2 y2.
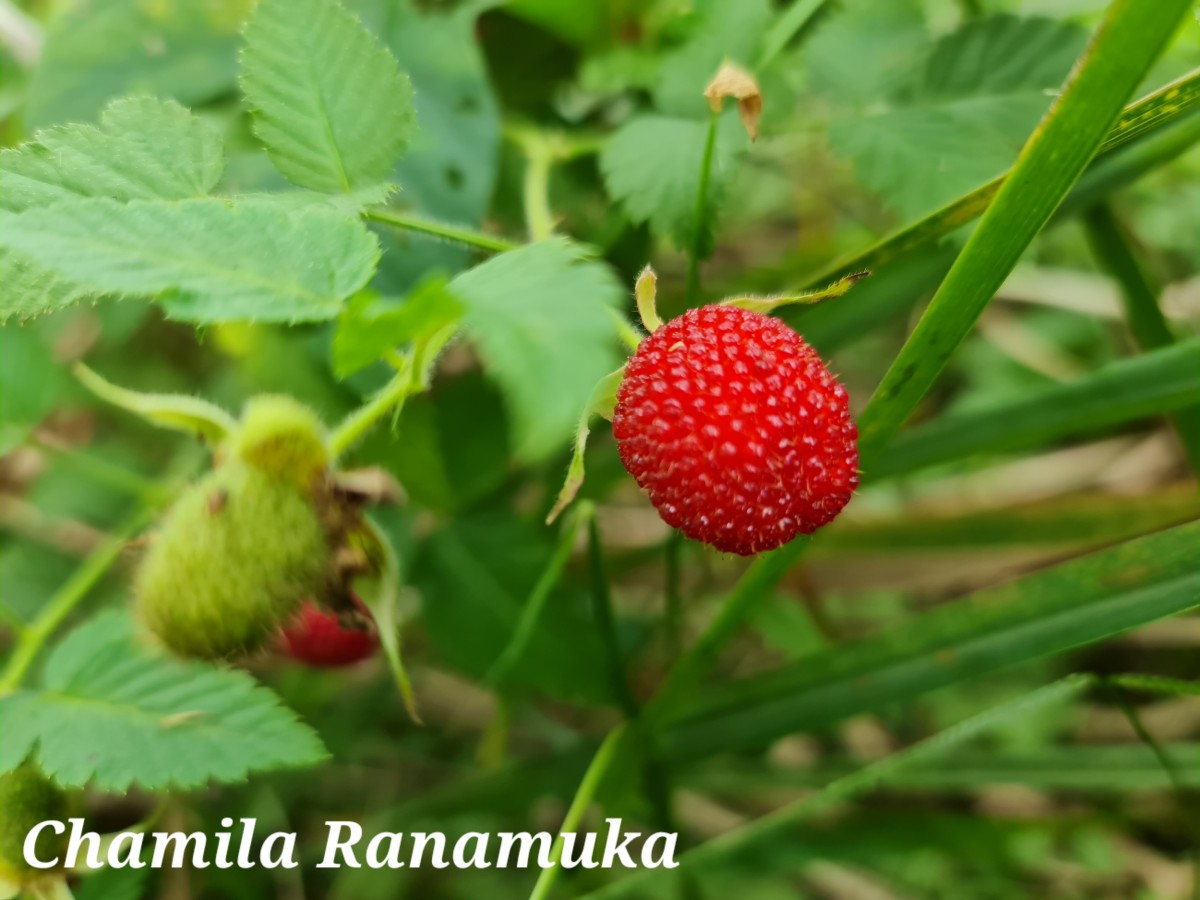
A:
75 363 237 444
721 270 869 314
545 366 623 524
354 517 420 723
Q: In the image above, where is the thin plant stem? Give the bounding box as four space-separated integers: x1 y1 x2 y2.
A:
685 112 720 307
1105 679 1200 900
1082 202 1200 474
647 536 811 719
583 677 1092 898
485 503 593 687
328 363 413 458
523 143 556 243
363 208 519 254
527 724 628 900
0 505 157 693
329 325 459 458
758 0 829 67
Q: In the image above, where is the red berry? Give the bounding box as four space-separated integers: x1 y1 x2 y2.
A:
613 305 858 555
280 600 379 668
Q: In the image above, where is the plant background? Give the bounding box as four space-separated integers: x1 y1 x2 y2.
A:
1 0 1200 897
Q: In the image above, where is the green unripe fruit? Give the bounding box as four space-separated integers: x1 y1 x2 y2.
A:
0 767 68 880
231 395 330 486
136 462 330 659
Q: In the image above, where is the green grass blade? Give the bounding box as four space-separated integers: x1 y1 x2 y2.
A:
689 743 1200 792
856 0 1194 461
660 520 1200 760
818 489 1200 553
870 339 1200 479
587 677 1093 898
1083 203 1200 473
804 66 1200 289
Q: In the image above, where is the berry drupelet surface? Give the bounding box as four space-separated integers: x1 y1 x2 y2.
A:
613 305 858 555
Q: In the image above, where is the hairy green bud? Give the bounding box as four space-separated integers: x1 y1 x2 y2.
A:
0 766 68 879
136 463 330 659
231 395 329 486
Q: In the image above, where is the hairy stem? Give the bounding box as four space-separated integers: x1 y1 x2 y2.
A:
523 145 557 243
685 112 720 307
527 725 628 900
363 208 519 254
0 505 157 693
328 367 413 458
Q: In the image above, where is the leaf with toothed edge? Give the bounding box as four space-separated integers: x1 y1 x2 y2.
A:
0 612 328 791
240 0 416 194
0 198 380 323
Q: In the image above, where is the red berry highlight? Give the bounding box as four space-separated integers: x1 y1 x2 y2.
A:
280 600 379 668
613 305 858 555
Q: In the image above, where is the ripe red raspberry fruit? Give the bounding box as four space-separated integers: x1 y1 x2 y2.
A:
613 305 858 555
280 599 379 668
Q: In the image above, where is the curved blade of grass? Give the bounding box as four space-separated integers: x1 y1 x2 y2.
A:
688 743 1200 792
817 489 1200 553
855 0 1194 461
805 65 1200 289
869 339 1200 479
586 676 1093 898
1083 203 1200 472
659 519 1200 760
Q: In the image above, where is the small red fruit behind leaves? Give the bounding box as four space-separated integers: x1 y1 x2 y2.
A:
279 598 379 668
613 305 858 556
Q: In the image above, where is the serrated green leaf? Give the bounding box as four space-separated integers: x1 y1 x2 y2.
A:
0 96 223 322
662 520 1200 760
601 113 746 256
0 612 328 790
804 0 927 104
0 96 223 212
449 239 623 461
0 199 379 323
25 0 249 130
240 0 416 194
350 0 501 287
333 275 463 378
828 16 1088 219
0 248 99 322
